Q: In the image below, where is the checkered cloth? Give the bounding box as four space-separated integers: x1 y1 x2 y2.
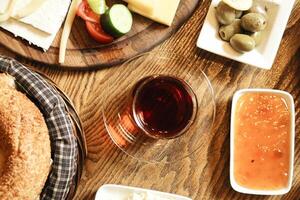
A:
0 56 78 200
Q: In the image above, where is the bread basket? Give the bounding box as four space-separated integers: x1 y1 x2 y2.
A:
0 56 87 200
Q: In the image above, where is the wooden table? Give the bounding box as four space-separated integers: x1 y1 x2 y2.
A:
1 1 300 199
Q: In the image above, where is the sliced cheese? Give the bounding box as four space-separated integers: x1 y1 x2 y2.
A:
123 0 154 15
128 0 180 26
0 18 57 50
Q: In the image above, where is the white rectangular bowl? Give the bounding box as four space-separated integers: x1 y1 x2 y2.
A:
95 184 192 200
230 89 295 195
197 0 296 69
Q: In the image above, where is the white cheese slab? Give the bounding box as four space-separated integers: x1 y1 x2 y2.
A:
1 0 71 34
0 18 57 50
19 0 71 35
0 0 71 50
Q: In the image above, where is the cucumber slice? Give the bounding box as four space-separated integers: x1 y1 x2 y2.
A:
87 0 107 15
101 4 133 38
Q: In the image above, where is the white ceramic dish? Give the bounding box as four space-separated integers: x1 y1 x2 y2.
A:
95 184 192 200
230 89 295 195
197 0 296 69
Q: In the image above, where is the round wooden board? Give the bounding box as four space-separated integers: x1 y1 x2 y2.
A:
0 0 200 69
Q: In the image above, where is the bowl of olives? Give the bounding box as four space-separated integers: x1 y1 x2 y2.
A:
216 0 267 52
197 0 296 69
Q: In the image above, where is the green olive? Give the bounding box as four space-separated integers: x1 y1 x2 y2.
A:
235 10 243 19
215 1 236 25
245 4 267 18
230 34 256 52
219 19 242 41
241 13 267 32
248 31 262 46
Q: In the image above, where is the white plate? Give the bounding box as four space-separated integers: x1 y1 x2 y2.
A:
95 184 192 200
197 0 296 69
230 89 295 195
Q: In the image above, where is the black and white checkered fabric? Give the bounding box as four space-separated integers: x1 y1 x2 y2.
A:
0 56 78 200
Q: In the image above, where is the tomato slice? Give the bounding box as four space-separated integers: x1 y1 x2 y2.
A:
85 21 114 44
77 1 99 23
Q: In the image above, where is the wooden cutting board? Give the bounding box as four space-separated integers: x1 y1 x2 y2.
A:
0 0 200 69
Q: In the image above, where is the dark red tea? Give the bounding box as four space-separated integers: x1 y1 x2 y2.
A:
132 75 197 139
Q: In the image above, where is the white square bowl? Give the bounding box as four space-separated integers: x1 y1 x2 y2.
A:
95 184 192 200
230 89 295 195
197 0 296 69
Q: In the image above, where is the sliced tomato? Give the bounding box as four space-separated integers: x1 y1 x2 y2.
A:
77 1 99 23
85 21 114 44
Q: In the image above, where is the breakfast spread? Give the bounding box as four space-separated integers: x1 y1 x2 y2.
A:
0 74 51 200
215 0 267 52
0 0 298 199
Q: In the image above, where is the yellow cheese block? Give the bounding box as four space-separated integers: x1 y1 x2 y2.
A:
124 0 154 14
128 0 180 26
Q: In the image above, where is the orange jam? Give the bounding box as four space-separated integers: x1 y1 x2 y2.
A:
234 93 291 189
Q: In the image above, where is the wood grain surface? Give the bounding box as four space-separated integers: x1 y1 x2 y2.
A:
1 0 300 199
0 0 199 69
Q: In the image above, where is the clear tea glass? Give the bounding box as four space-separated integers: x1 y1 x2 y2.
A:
102 52 215 163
